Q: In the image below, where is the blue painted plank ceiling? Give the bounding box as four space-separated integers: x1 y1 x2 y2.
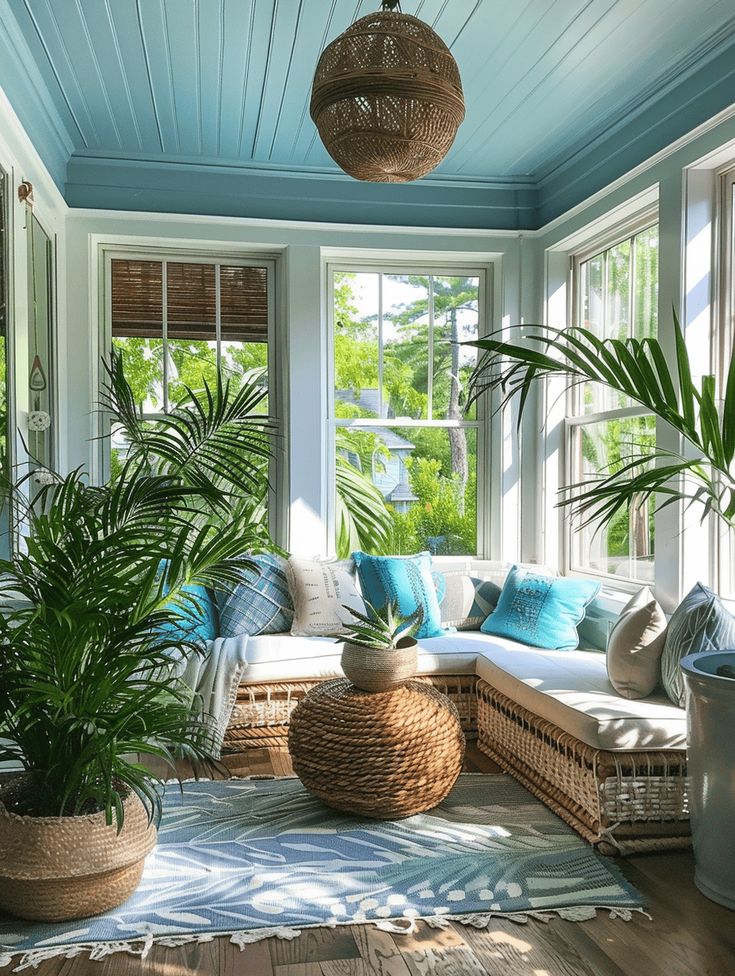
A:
0 0 735 228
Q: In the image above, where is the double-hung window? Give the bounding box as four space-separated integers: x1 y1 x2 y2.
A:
104 251 279 525
567 224 659 582
329 265 487 557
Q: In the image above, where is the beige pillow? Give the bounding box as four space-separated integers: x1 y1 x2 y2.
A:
606 587 667 699
287 557 365 637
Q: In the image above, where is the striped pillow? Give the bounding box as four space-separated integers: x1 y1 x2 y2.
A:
661 583 735 706
216 554 293 638
437 572 502 630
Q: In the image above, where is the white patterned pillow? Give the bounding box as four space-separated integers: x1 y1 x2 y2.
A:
287 557 366 637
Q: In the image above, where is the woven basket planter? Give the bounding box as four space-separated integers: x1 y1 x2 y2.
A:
311 10 464 182
0 778 157 922
341 637 418 692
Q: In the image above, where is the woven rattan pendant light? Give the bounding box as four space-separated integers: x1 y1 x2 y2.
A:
310 1 465 183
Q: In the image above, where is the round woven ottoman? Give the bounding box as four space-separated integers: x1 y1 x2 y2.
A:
288 678 465 819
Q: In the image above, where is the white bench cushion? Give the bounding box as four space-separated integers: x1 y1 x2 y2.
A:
241 631 686 753
242 632 479 683
467 637 686 752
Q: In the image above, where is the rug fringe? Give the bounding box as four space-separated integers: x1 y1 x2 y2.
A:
0 907 650 971
161 774 298 785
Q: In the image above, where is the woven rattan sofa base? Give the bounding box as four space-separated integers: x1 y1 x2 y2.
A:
223 673 478 753
476 678 690 855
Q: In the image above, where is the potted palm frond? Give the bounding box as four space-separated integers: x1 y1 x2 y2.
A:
340 601 423 692
466 311 735 531
0 353 275 922
466 310 735 906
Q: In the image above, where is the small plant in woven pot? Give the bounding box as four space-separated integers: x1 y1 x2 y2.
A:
340 601 423 692
0 352 276 922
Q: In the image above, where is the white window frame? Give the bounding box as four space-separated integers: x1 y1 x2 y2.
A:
714 165 735 598
326 260 492 559
565 215 659 586
99 244 285 543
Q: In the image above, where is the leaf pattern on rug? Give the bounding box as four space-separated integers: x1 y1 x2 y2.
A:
0 774 642 954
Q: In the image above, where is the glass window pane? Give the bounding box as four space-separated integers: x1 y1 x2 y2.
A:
111 259 164 412
431 275 480 422
633 226 658 340
219 265 269 397
571 416 656 581
581 227 657 414
580 253 608 416
581 254 603 335
382 274 430 420
220 340 269 409
605 240 631 340
333 271 381 419
166 262 216 404
335 425 477 556
220 265 268 342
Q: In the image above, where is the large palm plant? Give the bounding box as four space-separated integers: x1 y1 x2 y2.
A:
0 354 276 827
467 313 735 531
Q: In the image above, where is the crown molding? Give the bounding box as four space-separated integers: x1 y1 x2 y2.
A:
67 149 536 193
64 155 539 231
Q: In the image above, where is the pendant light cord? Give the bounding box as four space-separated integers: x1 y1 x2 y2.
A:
380 1 402 10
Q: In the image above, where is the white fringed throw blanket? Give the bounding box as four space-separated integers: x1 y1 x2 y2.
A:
176 636 249 756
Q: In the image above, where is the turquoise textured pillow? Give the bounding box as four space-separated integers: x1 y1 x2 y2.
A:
216 554 293 638
353 551 445 639
480 565 599 650
661 583 735 707
159 581 218 647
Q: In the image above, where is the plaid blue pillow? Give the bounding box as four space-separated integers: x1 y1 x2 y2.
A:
216 554 294 638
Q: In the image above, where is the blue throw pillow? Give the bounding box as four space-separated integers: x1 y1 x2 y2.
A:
432 571 447 606
158 580 218 647
661 582 735 707
216 553 294 638
480 565 599 650
352 551 445 639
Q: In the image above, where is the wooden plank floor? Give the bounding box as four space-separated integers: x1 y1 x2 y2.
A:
2 745 733 976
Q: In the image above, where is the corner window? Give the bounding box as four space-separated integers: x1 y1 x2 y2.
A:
568 224 659 582
330 267 486 557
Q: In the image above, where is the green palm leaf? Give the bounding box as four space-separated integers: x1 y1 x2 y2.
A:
467 312 735 531
335 449 393 559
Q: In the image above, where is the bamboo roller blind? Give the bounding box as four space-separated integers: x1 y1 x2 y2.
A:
111 259 269 342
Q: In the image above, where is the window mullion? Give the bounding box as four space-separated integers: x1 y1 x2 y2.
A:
162 260 168 413
629 234 636 338
428 276 434 419
378 273 384 418
215 263 222 378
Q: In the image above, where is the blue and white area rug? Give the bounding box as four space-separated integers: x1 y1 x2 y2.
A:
0 774 644 971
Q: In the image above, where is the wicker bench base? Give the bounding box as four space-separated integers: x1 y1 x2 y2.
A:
223 672 691 855
223 673 478 753
476 678 690 855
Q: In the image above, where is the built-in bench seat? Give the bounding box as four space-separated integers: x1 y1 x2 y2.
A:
235 631 686 753
223 565 690 855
